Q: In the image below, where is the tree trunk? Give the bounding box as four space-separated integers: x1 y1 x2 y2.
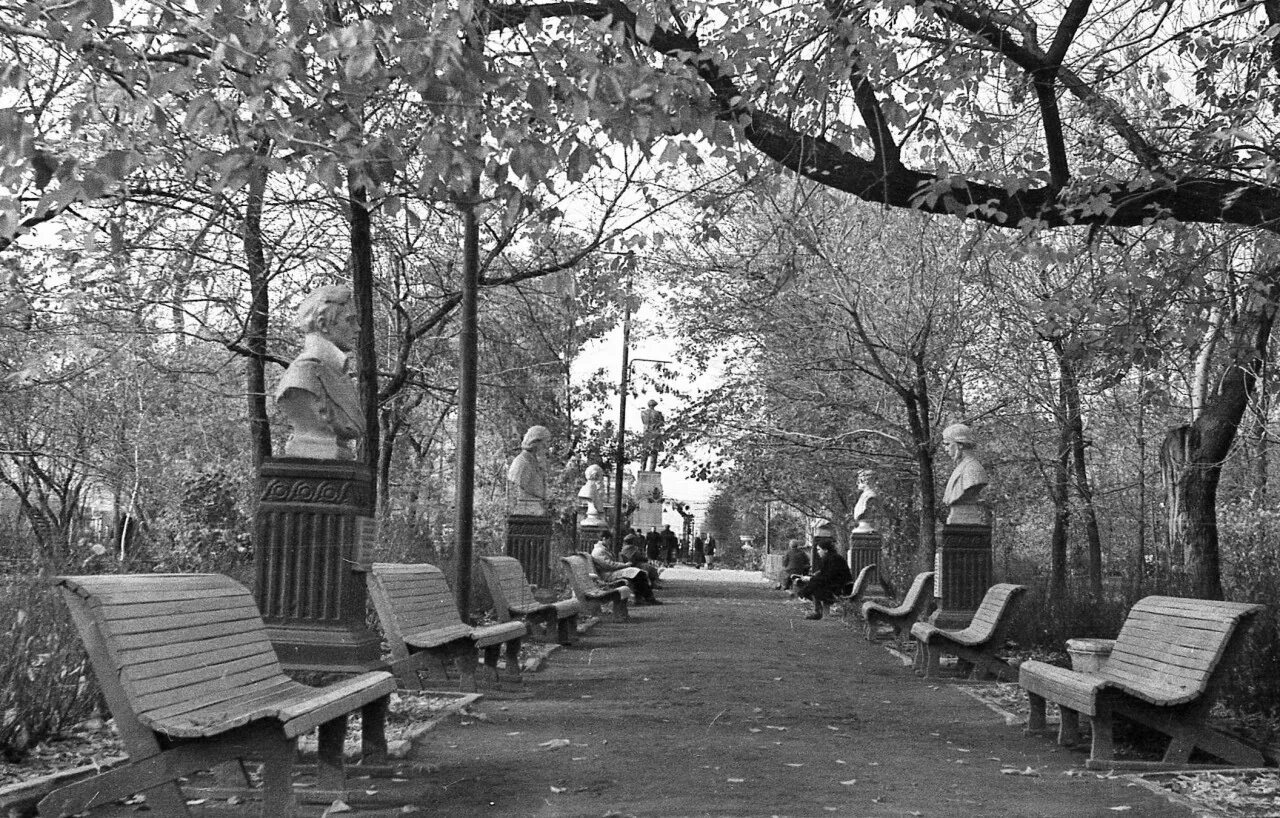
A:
1048 392 1070 602
243 142 272 466
1168 265 1280 600
1057 346 1103 597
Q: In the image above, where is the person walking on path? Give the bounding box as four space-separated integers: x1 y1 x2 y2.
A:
660 525 680 566
645 528 663 563
703 534 717 569
794 537 852 619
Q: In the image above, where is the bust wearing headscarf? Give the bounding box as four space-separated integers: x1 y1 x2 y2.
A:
852 469 881 533
508 426 552 516
577 463 608 525
275 285 363 460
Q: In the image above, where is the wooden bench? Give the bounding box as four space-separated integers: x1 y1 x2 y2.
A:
41 574 397 817
368 563 527 691
479 555 582 645
1019 595 1266 771
860 571 934 642
910 583 1027 680
562 553 631 620
834 563 880 612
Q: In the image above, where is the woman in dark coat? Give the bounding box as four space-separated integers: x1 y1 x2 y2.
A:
795 538 853 620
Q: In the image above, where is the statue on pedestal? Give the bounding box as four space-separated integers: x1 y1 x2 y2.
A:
577 464 608 526
942 423 990 524
275 285 363 460
507 425 551 516
639 399 665 471
852 469 881 533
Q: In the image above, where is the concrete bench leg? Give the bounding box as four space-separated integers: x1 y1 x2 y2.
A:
455 646 479 692
482 645 502 683
1086 710 1115 769
1059 707 1082 746
262 732 300 814
361 696 389 760
613 599 630 620
317 715 348 793
557 615 576 645
1025 691 1047 734
504 637 523 682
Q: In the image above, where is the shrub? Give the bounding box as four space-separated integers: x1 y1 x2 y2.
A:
0 575 100 759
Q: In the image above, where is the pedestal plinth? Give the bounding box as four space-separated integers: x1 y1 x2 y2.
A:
634 471 664 532
577 522 608 553
847 531 889 597
507 514 553 589
761 553 786 584
930 523 993 629
254 457 381 672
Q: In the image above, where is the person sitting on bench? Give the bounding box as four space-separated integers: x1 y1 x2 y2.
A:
781 538 810 591
592 531 662 605
794 529 852 620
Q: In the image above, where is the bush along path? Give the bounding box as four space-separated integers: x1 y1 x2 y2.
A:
410 567 1188 817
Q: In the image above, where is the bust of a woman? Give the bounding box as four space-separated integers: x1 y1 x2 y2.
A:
942 423 990 524
852 469 880 533
507 426 552 516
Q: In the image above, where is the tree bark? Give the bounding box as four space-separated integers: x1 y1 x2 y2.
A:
1057 345 1103 596
243 142 272 467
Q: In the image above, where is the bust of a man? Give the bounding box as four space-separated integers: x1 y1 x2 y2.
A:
852 469 881 533
942 423 990 524
577 463 608 526
275 285 362 460
507 425 551 516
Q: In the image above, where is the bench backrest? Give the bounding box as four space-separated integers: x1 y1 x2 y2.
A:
900 571 935 612
54 574 287 738
561 554 599 596
367 563 467 644
850 564 876 597
478 556 539 618
1105 596 1264 706
964 583 1027 640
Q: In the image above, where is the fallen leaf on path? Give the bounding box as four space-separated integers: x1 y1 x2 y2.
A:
727 778 746 783
748 727 762 733
835 760 847 765
538 739 572 750
549 786 566 793
840 779 858 786
785 763 804 768
1000 767 1041 777
765 725 787 731
322 801 353 816
1108 808 1132 812
506 731 522 736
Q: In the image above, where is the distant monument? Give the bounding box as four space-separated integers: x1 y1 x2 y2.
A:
639 399 665 471
933 423 993 629
634 400 665 530
577 463 608 527
256 284 379 671
507 425 554 588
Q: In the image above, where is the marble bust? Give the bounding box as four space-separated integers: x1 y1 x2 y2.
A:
577 463 608 526
639 399 665 471
275 285 363 460
852 469 880 533
942 423 990 524
507 425 551 516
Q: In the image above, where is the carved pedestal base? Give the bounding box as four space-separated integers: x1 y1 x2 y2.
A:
930 523 993 629
847 532 889 597
254 458 381 672
633 471 664 532
577 523 608 554
507 514 553 589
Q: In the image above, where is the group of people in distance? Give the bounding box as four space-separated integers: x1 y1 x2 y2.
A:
781 529 853 620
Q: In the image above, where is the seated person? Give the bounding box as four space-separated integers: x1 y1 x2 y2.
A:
591 532 661 605
621 530 663 588
794 537 852 620
781 538 810 591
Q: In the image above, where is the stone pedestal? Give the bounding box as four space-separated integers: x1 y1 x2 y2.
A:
577 522 608 554
847 531 888 597
761 553 786 584
634 470 664 532
930 523 993 629
507 514 553 589
254 457 381 672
